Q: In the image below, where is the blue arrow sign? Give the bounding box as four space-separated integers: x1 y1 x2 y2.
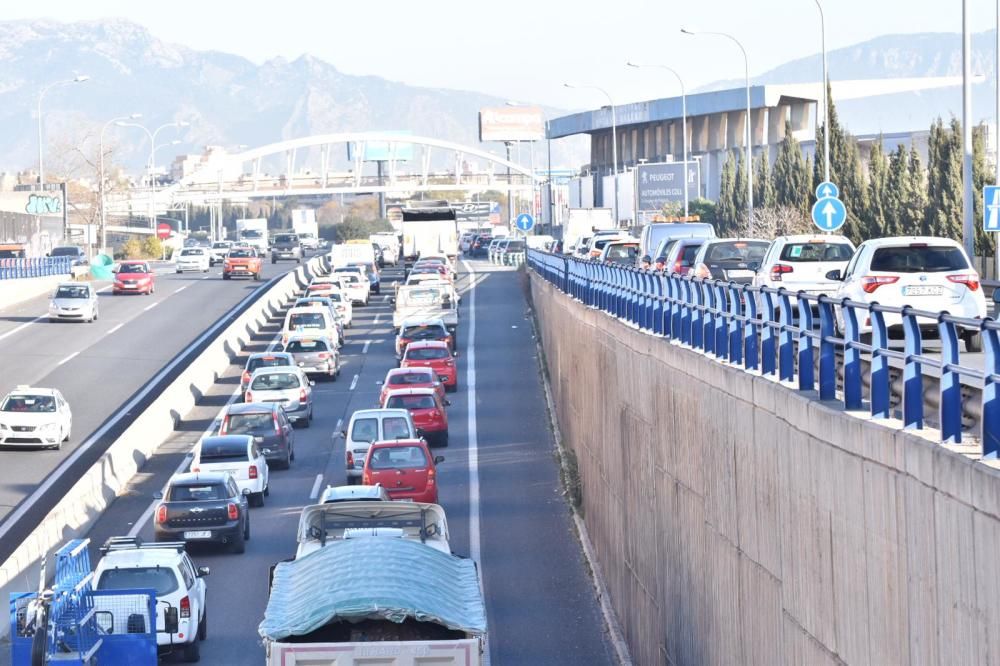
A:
515 213 535 232
984 186 1000 232
815 181 839 200
811 196 847 232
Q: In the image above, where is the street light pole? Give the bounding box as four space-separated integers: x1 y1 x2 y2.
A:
682 28 753 234
627 61 689 218
814 0 831 184
565 83 619 225
962 0 975 258
99 113 142 253
117 120 189 229
36 75 90 187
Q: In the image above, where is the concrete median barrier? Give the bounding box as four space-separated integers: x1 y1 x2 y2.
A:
0 275 66 310
0 256 328 613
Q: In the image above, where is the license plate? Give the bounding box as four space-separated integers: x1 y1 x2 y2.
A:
254 436 264 443
438 375 449 382
727 269 754 278
184 531 211 539
903 285 943 296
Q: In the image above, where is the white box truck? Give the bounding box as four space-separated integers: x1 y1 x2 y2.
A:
370 232 401 266
291 209 319 250
235 218 269 254
329 241 376 268
563 208 614 255
401 208 458 267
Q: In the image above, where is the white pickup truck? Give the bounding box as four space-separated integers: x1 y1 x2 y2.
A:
261 537 487 666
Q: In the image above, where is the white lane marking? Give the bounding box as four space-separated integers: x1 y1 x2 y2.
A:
174 285 188 294
373 314 380 324
0 316 47 342
107 323 124 335
335 417 343 434
362 340 370 354
200 275 212 280
462 260 485 602
309 474 324 500
350 374 359 390
143 301 159 312
57 351 80 366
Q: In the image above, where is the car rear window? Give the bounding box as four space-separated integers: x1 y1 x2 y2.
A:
199 440 248 461
1 395 56 412
350 418 379 443
250 373 300 390
275 235 297 243
229 249 253 258
225 413 273 434
382 417 413 439
290 313 325 329
594 238 626 251
403 325 446 339
286 339 328 352
387 395 437 409
97 568 179 596
50 247 82 257
119 263 147 273
55 286 89 298
167 484 227 501
678 243 702 266
369 446 428 470
505 241 526 251
870 245 969 273
606 244 639 261
181 249 203 256
389 372 433 386
407 347 449 360
248 356 291 373
779 242 853 262
705 241 769 263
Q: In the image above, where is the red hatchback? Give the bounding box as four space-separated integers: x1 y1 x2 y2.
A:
379 367 445 404
113 261 155 295
363 439 444 503
401 341 457 391
381 388 450 446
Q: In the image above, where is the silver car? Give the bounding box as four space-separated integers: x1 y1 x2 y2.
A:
283 333 340 380
244 367 314 427
48 282 99 323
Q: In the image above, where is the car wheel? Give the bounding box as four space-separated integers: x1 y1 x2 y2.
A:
346 475 359 486
176 269 182 274
231 528 246 554
301 415 311 429
965 330 984 353
438 431 449 447
49 440 62 451
290 445 295 462
263 484 270 497
48 317 57 323
182 637 201 663
198 607 207 641
271 258 277 264
244 516 251 541
63 428 70 443
250 491 264 508
223 274 230 280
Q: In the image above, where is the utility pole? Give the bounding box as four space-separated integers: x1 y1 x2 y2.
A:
962 0 975 258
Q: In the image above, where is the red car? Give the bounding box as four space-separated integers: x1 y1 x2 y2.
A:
381 387 450 446
363 439 444 503
113 261 155 295
379 367 445 405
401 341 457 392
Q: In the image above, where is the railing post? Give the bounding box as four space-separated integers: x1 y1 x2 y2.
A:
937 316 962 444
701 281 715 354
679 280 693 345
744 286 759 371
714 283 728 360
869 309 891 419
670 276 682 340
778 290 795 382
901 306 924 430
796 293 815 391
690 279 704 350
761 290 777 376
983 322 1000 457
818 299 836 400
842 301 863 411
654 274 665 336
729 285 743 365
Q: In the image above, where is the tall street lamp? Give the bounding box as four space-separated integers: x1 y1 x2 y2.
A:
627 61 689 218
961 0 974 258
682 28 753 233
37 75 90 187
565 83 619 225
814 0 831 184
116 120 190 228
99 113 142 253
507 101 553 227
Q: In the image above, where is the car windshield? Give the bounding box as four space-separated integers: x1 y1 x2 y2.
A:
118 263 147 273
213 242 230 249
247 356 290 373
286 339 328 352
167 483 228 501
55 286 89 299
181 249 203 256
199 440 249 462
275 235 297 243
337 274 360 284
407 347 449 360
388 395 436 409
250 373 300 390
704 241 769 263
505 241 526 251
1 395 56 412
779 242 854 262
290 313 325 329
605 244 639 262
50 247 80 257
369 446 428 470
326 292 344 302
403 325 445 339
97 567 179 596
350 418 378 442
870 245 969 273
390 372 433 386
229 249 253 258
225 412 272 434
383 417 412 439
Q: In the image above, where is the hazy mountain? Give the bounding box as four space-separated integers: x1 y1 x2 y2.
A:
701 30 999 136
0 19 576 177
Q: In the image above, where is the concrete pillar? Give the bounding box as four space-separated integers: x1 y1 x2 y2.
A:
768 105 787 145
691 115 709 154
750 108 766 148
656 124 665 160
790 102 810 133
727 111 745 148
709 113 727 152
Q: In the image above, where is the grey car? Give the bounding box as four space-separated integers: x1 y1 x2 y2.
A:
218 402 295 469
283 334 340 380
271 233 302 264
48 282 99 323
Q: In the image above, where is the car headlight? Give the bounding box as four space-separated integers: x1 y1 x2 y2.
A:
0 423 9 430
40 422 59 432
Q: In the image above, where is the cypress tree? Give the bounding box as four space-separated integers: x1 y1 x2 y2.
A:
973 123 993 256
865 138 889 239
904 146 929 236
883 145 908 237
773 121 810 213
733 151 748 225
717 152 737 232
813 85 867 243
925 117 963 241
754 152 776 210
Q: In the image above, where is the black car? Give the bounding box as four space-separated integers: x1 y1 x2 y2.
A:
153 472 250 553
218 402 295 469
271 233 302 264
471 235 493 257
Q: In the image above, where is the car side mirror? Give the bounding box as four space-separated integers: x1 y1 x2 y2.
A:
197 566 210 577
389 297 396 304
434 455 445 464
825 269 843 281
153 491 163 500
164 607 179 634
443 399 451 407
337 430 346 439
309 380 316 387
416 428 426 438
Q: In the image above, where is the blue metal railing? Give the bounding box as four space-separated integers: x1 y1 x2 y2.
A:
528 249 1000 456
0 257 73 280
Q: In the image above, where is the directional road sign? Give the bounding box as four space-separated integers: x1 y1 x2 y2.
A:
811 196 847 232
984 185 1000 232
815 181 840 200
515 213 535 233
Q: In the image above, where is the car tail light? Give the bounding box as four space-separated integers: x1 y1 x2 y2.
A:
227 503 239 520
947 273 980 291
155 505 167 524
428 466 436 481
180 596 191 619
299 388 307 404
770 264 793 282
248 465 258 479
346 450 354 468
191 466 200 473
671 259 683 275
861 275 899 294
694 263 711 279
272 413 281 433
317 352 331 360
241 370 251 385
244 390 253 402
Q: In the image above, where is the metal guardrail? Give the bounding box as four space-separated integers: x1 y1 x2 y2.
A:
0 257 73 280
527 249 1000 456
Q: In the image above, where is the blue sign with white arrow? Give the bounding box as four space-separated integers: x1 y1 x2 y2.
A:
984 185 1000 232
515 213 535 233
811 196 847 232
816 181 840 200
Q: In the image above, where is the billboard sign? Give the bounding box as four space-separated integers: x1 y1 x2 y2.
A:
634 162 701 212
479 107 546 142
453 201 498 224
347 133 414 162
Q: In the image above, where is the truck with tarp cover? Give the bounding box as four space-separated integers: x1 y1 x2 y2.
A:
392 282 459 334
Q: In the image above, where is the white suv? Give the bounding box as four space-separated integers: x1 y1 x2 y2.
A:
191 435 269 507
752 234 855 296
93 537 208 662
827 236 987 351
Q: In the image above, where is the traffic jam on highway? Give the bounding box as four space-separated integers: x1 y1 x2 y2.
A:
5 216 493 665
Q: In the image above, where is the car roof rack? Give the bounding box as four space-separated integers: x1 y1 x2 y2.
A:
100 536 186 555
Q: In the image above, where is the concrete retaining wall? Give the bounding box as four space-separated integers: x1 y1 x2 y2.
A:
0 275 66 310
0 257 326 601
530 273 1000 666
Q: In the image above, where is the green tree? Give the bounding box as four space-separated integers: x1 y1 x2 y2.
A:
717 152 737 231
925 117 963 241
813 85 868 242
688 198 717 226
973 123 994 256
754 152 776 209
903 146 929 236
865 138 889 238
733 152 748 222
773 122 810 212
141 236 163 258
882 145 908 237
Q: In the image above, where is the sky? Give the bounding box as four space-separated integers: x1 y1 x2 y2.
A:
3 0 997 109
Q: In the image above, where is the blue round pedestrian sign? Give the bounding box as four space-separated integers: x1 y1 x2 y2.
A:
815 181 839 200
811 196 847 232
515 213 535 232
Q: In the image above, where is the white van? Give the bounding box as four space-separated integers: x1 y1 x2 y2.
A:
282 306 339 347
339 408 418 483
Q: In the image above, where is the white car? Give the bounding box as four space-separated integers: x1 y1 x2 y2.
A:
176 247 211 273
339 409 418 483
827 236 987 351
333 268 371 305
752 235 855 297
191 434 269 506
208 241 232 265
282 305 340 347
48 282 99 323
572 236 593 258
0 386 72 449
244 366 314 426
459 232 475 253
93 537 208 662
586 233 632 260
